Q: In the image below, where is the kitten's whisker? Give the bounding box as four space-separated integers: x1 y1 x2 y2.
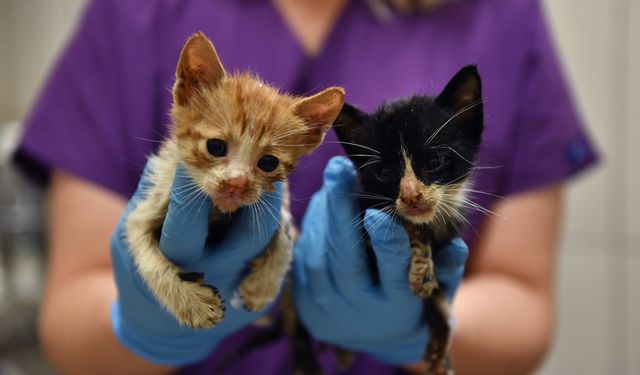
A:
456 199 506 220
440 202 479 236
470 165 503 170
179 184 206 207
367 207 393 236
249 203 259 247
455 189 510 201
437 197 465 220
352 216 380 249
179 190 208 227
429 145 474 165
253 199 269 244
442 170 474 185
172 182 203 195
424 100 483 146
195 189 208 215
351 202 393 227
257 195 284 231
351 206 395 248
335 191 394 201
347 154 382 159
434 208 447 225
357 159 383 171
130 135 164 144
382 206 400 241
437 199 474 231
141 122 169 144
257 200 274 243
440 191 504 221
325 140 381 155
271 143 318 148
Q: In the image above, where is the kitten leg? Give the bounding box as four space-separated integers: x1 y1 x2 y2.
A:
424 295 453 375
409 243 439 298
282 282 324 375
402 224 452 374
125 160 225 329
237 207 295 312
410 244 454 374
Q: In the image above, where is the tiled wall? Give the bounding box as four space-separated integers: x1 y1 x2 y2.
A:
0 0 636 374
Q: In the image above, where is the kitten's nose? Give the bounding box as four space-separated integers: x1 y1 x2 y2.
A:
400 181 423 204
224 175 248 190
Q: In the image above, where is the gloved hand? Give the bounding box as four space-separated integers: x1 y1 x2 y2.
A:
110 161 282 365
293 156 468 364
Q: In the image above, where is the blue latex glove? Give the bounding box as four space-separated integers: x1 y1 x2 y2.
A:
293 156 468 364
110 161 282 365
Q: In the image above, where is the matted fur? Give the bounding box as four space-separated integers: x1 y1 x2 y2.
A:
125 32 344 328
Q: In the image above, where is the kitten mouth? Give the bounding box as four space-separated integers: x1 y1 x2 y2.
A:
399 202 436 223
403 205 433 217
213 192 245 213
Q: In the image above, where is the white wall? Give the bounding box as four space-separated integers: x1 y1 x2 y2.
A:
0 0 86 123
539 0 638 374
0 0 637 374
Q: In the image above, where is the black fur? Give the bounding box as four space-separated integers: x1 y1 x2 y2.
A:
334 65 483 218
290 65 484 375
332 65 484 375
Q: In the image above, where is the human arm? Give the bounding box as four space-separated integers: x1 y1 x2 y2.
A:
39 170 174 375
449 184 562 374
40 164 283 374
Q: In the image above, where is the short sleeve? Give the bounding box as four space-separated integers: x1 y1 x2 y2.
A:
503 0 599 195
14 0 166 198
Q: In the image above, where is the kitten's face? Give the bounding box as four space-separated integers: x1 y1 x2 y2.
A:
170 33 344 212
334 66 483 225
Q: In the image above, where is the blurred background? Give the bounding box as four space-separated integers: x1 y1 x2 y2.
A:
0 0 637 374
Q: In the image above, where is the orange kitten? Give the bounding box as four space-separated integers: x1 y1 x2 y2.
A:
125 32 344 328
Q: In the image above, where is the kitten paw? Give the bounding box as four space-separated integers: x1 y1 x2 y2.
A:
409 256 438 298
237 273 281 312
168 275 225 328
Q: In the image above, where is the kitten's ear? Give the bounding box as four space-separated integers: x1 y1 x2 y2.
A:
333 102 367 145
436 65 482 114
292 87 345 150
173 32 226 106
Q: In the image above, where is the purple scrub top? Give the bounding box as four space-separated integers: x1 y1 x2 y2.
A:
16 0 598 373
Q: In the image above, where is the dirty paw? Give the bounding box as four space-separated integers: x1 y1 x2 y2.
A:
409 256 438 297
236 277 280 312
170 277 225 328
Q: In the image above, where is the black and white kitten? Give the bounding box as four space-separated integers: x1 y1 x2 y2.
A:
333 65 483 375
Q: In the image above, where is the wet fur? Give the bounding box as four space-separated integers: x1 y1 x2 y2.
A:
330 66 483 374
125 32 343 328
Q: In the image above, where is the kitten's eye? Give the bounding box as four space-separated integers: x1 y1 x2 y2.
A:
423 154 445 173
258 155 279 172
206 139 227 157
374 167 393 182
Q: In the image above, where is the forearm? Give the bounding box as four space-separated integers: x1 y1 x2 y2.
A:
405 273 553 375
450 274 553 374
39 270 175 375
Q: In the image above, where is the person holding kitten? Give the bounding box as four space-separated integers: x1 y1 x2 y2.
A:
14 0 597 375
